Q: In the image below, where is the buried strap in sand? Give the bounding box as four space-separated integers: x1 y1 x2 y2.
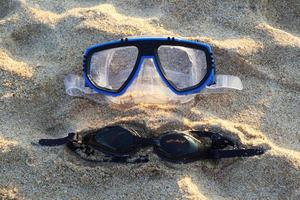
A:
37 125 265 164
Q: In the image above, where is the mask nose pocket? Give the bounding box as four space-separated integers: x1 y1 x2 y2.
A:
106 57 195 104
130 58 171 95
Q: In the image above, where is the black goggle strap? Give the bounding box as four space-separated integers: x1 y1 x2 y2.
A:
38 133 75 146
38 133 149 164
66 141 149 164
210 148 265 159
77 154 149 164
190 131 236 149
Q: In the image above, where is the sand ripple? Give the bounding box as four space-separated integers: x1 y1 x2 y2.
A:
0 0 299 199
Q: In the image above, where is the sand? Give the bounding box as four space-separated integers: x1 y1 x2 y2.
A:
0 0 299 199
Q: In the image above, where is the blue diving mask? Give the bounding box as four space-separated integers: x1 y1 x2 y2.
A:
65 37 243 105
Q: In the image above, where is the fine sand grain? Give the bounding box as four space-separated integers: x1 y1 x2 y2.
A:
0 0 299 199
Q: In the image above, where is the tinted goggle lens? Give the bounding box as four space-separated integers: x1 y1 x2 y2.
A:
94 126 139 153
157 133 199 158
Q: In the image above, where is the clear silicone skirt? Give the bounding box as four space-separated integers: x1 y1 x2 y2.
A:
64 62 243 105
64 42 243 106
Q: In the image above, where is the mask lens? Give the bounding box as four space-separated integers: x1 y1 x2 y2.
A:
157 45 207 90
88 46 139 90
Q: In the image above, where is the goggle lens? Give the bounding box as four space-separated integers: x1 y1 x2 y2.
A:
94 126 138 153
158 133 199 158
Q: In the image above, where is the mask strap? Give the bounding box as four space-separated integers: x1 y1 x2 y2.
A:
64 74 107 104
203 74 243 93
64 74 97 96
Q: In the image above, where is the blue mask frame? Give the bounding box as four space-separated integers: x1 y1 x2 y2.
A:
83 37 215 96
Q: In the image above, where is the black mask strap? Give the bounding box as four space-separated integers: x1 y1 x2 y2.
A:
211 148 265 159
38 133 75 146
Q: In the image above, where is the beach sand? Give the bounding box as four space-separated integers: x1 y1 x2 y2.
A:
0 0 299 199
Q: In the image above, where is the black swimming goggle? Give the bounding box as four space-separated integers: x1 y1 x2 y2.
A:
38 126 265 164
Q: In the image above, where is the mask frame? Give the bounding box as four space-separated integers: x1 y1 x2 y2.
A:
83 37 215 96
